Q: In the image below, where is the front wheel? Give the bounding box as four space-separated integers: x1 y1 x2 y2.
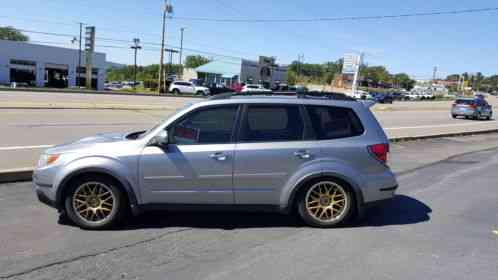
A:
172 89 180 95
297 180 353 228
64 176 127 230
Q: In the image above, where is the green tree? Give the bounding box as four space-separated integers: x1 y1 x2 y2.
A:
0 26 29 41
184 55 210 68
361 66 391 87
393 73 415 90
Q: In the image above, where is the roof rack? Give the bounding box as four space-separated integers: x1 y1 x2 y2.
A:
208 91 356 101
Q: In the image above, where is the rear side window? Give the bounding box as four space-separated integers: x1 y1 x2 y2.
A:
240 105 304 142
305 105 364 140
455 99 474 105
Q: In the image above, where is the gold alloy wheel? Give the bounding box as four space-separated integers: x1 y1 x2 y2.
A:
72 182 116 224
305 181 348 222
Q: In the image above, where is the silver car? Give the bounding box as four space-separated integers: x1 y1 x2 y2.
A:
451 98 493 120
34 94 398 229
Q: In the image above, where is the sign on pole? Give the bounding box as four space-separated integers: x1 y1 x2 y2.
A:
342 53 360 75
343 53 363 95
84 26 96 89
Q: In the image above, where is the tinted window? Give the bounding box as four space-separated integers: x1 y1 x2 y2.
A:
455 99 474 105
306 106 364 140
240 105 304 142
170 106 238 145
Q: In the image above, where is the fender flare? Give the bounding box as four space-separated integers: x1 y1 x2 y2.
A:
285 171 365 216
55 167 139 214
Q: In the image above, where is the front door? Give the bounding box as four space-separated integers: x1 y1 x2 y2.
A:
139 105 240 204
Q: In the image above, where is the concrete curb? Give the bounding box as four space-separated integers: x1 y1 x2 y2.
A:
0 168 34 184
2 129 498 184
0 87 204 98
0 106 178 111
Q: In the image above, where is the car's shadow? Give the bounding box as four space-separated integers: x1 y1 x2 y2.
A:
59 195 431 230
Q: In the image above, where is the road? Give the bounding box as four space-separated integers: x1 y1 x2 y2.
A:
1 91 498 169
1 134 497 279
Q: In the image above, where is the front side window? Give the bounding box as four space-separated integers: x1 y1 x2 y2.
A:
306 105 364 140
240 105 304 142
170 105 238 145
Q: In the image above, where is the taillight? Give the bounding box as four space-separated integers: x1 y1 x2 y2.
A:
368 143 389 164
469 104 477 109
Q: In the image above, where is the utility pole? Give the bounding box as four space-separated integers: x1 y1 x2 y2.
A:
77 22 83 87
158 0 173 93
432 66 438 85
179 27 185 79
297 54 304 80
164 48 179 92
131 38 142 89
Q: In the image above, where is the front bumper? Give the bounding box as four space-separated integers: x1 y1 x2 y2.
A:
36 187 57 209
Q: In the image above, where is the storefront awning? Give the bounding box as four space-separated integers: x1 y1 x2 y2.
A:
195 59 241 78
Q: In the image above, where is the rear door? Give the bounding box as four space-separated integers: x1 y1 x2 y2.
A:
233 104 319 205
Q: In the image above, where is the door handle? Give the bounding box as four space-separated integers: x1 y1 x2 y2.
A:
294 150 311 159
210 152 227 161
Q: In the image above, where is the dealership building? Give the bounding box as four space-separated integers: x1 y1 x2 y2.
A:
195 56 288 87
0 39 107 90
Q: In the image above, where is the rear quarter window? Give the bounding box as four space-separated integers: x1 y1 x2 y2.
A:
305 105 364 140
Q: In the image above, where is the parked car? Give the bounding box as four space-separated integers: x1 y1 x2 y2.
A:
451 98 493 120
241 84 272 93
208 83 232 95
351 90 369 100
169 81 210 96
372 93 394 104
406 92 422 100
33 93 397 230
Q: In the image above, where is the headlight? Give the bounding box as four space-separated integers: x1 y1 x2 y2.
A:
38 154 60 168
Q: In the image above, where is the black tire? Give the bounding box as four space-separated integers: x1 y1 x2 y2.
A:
64 175 127 230
172 88 180 95
452 114 457 119
297 179 354 228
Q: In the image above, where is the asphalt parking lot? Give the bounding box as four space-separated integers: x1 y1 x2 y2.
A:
1 134 497 280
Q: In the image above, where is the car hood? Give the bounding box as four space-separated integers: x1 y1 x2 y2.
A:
45 132 127 154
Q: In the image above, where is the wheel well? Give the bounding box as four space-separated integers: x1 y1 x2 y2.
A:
290 175 359 216
57 172 131 210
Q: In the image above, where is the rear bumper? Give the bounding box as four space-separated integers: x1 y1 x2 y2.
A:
357 185 397 219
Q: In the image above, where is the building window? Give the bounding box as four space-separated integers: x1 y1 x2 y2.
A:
10 59 36 66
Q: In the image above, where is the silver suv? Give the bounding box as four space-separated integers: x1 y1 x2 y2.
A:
33 94 397 229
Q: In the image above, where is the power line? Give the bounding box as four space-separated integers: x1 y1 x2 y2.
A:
15 28 246 62
172 7 498 23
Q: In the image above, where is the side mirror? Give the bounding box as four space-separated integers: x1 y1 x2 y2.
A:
149 130 169 147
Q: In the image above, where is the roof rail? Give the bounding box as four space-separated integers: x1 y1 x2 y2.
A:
207 91 357 101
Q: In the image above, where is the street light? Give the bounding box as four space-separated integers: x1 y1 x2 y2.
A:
131 38 142 89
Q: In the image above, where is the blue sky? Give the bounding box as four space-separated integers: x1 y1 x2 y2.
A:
1 0 498 79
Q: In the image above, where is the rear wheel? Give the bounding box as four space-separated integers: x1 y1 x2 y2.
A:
172 88 180 95
452 114 457 119
64 175 127 230
297 180 353 228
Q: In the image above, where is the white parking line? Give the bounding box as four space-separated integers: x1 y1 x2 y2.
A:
0 145 53 151
385 121 497 130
